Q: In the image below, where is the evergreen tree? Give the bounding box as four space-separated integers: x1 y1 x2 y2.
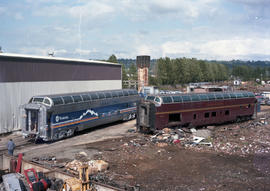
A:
128 63 138 80
107 54 118 63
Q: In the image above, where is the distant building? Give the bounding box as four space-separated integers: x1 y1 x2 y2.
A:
233 80 241 86
187 85 229 93
0 53 121 133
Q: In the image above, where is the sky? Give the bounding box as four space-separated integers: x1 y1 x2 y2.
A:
0 0 270 61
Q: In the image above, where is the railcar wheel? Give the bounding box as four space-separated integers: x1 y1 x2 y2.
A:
58 131 66 139
123 114 128 121
67 129 75 137
236 117 241 123
53 133 59 141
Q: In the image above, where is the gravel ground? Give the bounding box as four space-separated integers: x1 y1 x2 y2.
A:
1 107 270 191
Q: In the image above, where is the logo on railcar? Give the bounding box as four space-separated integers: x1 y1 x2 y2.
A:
55 115 69 122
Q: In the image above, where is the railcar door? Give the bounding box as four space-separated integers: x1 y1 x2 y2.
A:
26 109 39 133
21 104 48 139
137 101 156 132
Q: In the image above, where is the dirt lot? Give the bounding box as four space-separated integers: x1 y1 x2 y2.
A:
87 136 270 191
1 107 270 191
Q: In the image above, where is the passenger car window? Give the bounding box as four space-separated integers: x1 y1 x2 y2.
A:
33 97 44 103
51 97 64 105
162 96 173 103
146 96 155 101
207 94 216 100
199 94 208 101
191 94 200 101
182 95 191 102
98 93 105 99
82 94 91 101
72 95 82 102
172 96 182 103
215 94 223 99
62 96 73 104
90 93 98 100
105 92 112 98
44 98 51 105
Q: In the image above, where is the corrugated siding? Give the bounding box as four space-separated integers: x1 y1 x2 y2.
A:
0 57 121 82
0 80 121 133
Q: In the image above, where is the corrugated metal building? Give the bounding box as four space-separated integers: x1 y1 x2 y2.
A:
0 53 122 133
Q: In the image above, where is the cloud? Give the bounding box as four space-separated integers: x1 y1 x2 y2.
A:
200 38 270 60
229 0 270 6
0 7 5 15
74 48 92 56
54 49 67 55
159 37 270 60
14 13 23 20
147 0 219 19
33 1 115 21
19 46 52 56
69 1 114 19
162 41 193 57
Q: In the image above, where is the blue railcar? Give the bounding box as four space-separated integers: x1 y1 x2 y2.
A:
20 89 140 141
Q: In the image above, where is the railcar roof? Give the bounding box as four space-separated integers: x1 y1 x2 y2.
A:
36 89 135 98
146 91 255 104
30 89 138 106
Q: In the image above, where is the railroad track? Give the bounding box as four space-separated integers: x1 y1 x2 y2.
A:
0 134 34 152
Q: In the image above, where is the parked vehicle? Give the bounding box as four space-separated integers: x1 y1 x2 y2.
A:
137 91 257 132
20 89 140 141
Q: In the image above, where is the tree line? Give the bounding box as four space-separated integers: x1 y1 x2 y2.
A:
107 55 270 86
152 57 228 85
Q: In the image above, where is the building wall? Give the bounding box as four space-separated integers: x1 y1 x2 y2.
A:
0 54 121 133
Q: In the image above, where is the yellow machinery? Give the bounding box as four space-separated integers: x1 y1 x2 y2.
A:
61 165 96 191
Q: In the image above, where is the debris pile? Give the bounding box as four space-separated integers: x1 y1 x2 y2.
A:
65 152 109 176
150 127 213 149
211 117 270 156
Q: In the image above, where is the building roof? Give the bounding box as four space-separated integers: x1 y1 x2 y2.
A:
0 53 120 66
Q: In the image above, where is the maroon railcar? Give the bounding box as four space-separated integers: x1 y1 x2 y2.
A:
137 91 257 132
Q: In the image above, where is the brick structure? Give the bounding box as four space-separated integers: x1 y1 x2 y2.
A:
136 55 150 92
